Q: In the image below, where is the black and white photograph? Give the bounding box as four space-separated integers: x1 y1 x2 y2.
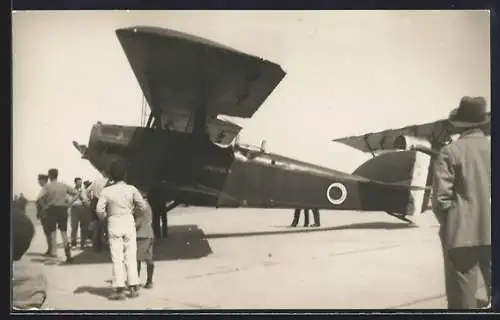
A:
11 10 491 310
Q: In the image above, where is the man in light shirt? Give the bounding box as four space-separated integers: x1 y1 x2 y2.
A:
88 171 109 251
36 168 77 263
96 161 148 300
69 177 91 249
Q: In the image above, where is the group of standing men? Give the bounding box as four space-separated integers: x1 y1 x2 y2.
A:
34 163 157 300
35 169 110 263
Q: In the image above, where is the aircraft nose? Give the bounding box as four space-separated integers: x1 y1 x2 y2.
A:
88 122 102 145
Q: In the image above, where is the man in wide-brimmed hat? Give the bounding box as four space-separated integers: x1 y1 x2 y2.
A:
432 96 491 310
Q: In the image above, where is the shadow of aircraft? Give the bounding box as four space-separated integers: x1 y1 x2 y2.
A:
27 221 414 265
50 225 213 265
205 221 416 239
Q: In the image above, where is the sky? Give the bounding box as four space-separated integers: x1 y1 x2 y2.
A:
12 10 491 199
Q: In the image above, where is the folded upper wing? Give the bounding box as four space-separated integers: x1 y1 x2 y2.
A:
333 113 491 153
116 26 286 142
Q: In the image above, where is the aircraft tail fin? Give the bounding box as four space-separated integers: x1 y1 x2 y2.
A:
353 149 432 216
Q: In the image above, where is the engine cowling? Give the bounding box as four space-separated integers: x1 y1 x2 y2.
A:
393 135 431 151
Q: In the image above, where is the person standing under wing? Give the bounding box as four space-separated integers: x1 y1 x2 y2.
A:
96 160 148 300
310 208 321 227
290 208 310 227
148 184 168 239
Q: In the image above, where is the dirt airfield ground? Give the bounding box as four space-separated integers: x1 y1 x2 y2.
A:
19 204 489 311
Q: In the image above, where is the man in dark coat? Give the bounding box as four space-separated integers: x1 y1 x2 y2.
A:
432 96 491 309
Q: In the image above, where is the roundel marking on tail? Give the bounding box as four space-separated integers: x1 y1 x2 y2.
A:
326 182 348 205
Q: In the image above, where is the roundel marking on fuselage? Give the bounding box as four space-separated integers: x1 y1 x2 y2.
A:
326 182 348 205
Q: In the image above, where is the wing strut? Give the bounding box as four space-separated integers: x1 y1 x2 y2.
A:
144 68 164 130
146 113 154 128
363 134 376 158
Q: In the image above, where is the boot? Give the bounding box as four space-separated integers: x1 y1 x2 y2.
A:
128 285 140 298
44 234 52 256
65 245 73 263
144 263 154 289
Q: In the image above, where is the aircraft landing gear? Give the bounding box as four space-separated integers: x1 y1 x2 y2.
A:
162 201 180 238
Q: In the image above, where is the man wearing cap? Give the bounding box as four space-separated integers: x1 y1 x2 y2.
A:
432 96 491 309
36 168 77 263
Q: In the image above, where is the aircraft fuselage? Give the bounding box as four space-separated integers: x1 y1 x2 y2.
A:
84 123 415 215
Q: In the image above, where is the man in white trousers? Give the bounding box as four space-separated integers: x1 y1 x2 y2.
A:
96 161 148 300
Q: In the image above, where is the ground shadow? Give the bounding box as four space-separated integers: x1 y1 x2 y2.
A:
206 221 415 239
25 254 60 265
73 286 113 299
56 224 212 265
26 221 413 265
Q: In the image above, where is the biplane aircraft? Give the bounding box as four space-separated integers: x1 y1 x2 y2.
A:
72 26 489 226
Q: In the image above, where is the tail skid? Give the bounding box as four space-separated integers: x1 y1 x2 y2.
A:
385 211 417 225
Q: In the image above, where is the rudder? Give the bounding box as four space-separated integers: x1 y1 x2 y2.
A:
352 149 431 216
